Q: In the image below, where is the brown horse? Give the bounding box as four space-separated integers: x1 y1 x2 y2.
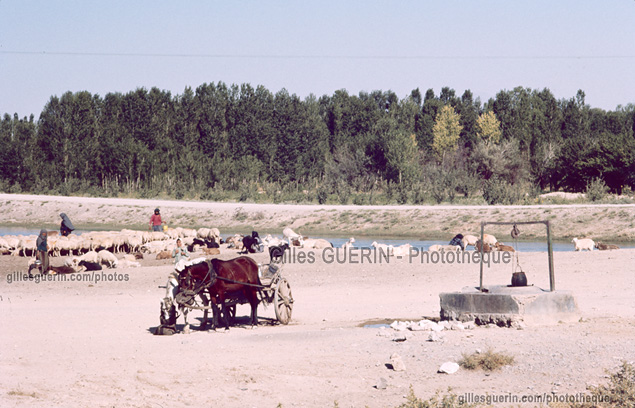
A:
178 256 261 330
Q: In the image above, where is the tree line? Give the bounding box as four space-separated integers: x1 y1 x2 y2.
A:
1 83 634 204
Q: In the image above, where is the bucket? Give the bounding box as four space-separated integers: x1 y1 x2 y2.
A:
511 271 528 287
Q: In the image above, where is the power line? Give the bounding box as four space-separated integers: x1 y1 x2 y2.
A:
1 50 634 60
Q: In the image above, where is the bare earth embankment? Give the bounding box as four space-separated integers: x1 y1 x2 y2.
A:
1 193 634 241
1 194 635 407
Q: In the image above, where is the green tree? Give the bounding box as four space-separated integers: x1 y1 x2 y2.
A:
432 105 462 160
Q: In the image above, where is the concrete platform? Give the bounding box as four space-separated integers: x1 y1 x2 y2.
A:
439 285 580 327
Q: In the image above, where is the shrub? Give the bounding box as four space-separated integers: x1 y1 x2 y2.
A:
412 183 428 204
482 178 524 205
397 385 478 408
395 183 410 204
317 186 329 204
9 182 22 194
550 362 635 408
335 181 350 204
459 349 514 371
585 178 609 202
232 207 248 221
352 193 366 205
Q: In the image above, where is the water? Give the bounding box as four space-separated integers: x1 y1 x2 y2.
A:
325 236 635 252
1 227 633 252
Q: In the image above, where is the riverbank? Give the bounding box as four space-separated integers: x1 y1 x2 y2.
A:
1 193 634 241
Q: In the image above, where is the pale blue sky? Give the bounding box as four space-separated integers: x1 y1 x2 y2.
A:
1 0 634 117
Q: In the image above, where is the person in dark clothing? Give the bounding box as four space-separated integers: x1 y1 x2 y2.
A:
242 231 264 253
449 233 465 251
35 229 49 276
60 213 75 237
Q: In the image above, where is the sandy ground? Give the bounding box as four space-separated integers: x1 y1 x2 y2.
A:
1 246 635 406
1 195 635 407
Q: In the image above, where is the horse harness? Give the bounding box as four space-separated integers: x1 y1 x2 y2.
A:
177 259 265 305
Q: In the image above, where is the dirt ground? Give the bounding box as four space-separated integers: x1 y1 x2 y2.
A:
1 247 635 406
1 195 635 407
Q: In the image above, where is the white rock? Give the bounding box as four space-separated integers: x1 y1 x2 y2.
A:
375 377 388 390
390 321 409 331
427 332 444 342
390 353 406 372
430 322 444 332
377 327 392 338
438 362 460 374
450 322 465 331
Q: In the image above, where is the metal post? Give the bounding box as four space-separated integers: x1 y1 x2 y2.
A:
479 222 485 291
546 221 555 291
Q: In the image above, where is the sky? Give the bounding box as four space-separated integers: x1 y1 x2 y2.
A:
1 0 634 118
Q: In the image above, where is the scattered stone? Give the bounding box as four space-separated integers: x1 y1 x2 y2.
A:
427 332 444 342
390 321 409 331
375 377 388 390
392 333 407 342
449 322 465 331
390 353 406 372
376 327 392 338
438 362 460 374
463 321 476 330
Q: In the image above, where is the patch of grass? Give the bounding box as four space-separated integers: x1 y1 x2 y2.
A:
7 388 38 398
459 349 514 371
550 362 635 408
397 386 478 408
232 207 248 222
251 211 265 221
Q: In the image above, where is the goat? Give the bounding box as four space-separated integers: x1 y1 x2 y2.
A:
494 242 515 252
572 238 594 251
595 242 619 250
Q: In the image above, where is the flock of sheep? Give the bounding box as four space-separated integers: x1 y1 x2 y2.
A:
0 227 225 271
0 226 621 273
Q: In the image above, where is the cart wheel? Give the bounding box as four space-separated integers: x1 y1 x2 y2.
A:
274 277 293 324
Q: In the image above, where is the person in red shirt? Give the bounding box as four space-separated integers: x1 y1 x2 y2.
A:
150 208 163 231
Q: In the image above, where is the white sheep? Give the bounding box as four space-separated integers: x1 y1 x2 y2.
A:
371 241 394 256
302 238 332 249
97 250 118 268
341 237 356 249
392 243 412 257
80 250 99 263
482 234 497 246
572 238 595 251
283 227 303 245
461 234 478 248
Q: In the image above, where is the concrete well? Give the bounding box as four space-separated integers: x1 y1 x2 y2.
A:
439 285 580 327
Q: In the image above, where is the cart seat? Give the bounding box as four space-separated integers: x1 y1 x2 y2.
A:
258 263 280 284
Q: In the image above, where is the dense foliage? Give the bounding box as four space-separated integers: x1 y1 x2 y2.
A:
1 84 634 204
